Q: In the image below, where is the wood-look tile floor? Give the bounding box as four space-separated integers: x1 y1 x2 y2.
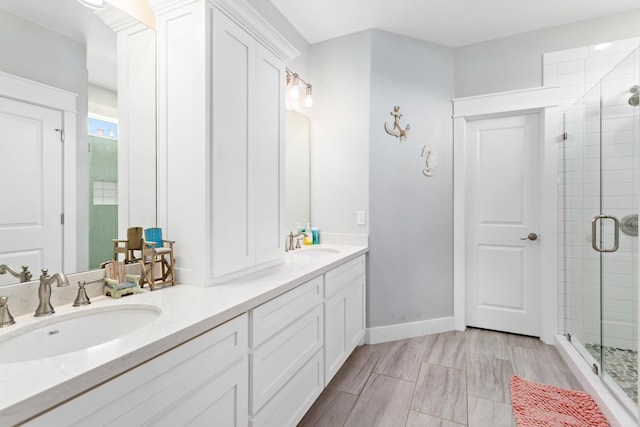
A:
298 328 583 427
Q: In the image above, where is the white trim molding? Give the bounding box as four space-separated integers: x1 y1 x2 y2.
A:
97 4 150 32
452 86 559 118
365 316 455 345
0 70 77 112
452 86 560 344
149 0 300 64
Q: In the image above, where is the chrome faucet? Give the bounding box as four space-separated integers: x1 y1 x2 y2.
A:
0 264 33 283
286 231 305 251
35 268 69 317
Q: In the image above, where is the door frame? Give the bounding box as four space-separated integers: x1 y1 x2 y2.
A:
0 70 78 273
452 86 560 344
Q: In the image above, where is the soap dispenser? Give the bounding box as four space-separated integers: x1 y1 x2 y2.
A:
304 222 313 245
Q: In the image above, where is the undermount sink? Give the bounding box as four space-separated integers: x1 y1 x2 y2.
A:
293 247 340 257
0 304 161 363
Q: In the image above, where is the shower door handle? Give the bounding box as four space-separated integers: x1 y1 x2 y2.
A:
591 215 619 253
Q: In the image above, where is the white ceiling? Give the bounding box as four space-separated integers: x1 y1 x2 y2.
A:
2 0 639 93
270 0 640 47
0 0 117 90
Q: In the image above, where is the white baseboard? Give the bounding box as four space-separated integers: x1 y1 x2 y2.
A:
365 316 455 344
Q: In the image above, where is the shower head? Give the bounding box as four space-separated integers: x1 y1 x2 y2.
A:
629 85 640 106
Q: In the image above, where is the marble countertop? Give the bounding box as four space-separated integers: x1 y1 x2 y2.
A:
0 244 367 426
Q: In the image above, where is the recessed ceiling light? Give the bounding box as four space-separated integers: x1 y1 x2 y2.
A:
78 0 105 9
593 42 611 51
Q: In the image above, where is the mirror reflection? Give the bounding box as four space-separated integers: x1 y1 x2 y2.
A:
285 110 311 233
0 0 311 286
0 0 124 286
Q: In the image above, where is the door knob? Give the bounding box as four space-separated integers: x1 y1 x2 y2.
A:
520 233 538 241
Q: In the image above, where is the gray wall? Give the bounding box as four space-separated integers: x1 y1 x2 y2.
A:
0 9 87 95
368 31 454 328
308 31 371 235
278 8 640 331
454 9 640 97
306 30 454 328
0 8 89 270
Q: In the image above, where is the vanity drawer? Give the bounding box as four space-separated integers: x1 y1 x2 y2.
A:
251 304 323 413
250 349 324 427
325 255 365 298
251 275 323 347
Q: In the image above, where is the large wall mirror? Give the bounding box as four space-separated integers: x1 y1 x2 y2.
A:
0 0 152 286
285 110 311 233
0 0 310 286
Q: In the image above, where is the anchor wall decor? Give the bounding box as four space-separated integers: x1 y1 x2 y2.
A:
384 105 410 140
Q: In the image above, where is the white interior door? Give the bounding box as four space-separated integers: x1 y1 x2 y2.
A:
0 97 63 285
465 113 540 336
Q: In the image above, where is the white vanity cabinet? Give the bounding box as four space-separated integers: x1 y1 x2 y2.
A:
26 314 249 427
146 0 297 285
248 255 367 427
249 276 324 427
324 255 366 384
12 252 367 427
210 8 286 280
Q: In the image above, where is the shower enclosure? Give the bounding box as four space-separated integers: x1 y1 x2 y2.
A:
562 47 639 416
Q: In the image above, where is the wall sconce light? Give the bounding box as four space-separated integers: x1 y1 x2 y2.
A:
304 84 313 108
286 68 312 109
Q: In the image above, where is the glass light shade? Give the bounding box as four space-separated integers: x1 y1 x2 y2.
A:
290 83 300 100
304 84 312 107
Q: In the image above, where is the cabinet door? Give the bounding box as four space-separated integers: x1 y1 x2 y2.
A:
324 255 366 384
325 288 348 384
254 43 285 265
346 275 366 350
211 9 256 278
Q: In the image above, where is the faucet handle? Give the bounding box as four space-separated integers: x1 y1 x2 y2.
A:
40 268 49 277
0 296 16 327
73 281 91 307
73 278 104 307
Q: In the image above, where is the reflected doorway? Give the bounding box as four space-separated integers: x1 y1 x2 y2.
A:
88 116 118 269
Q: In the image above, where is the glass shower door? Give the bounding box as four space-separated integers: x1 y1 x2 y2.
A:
563 47 639 415
563 81 603 379
597 49 639 409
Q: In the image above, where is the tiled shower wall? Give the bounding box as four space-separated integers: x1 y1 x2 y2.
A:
545 38 640 351
599 56 640 351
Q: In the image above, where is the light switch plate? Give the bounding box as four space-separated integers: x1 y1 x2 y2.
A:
357 210 366 225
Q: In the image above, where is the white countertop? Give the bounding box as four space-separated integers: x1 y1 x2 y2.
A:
0 244 367 426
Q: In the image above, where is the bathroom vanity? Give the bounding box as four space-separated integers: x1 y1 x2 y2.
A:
0 245 367 426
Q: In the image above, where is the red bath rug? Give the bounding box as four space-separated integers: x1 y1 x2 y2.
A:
510 375 609 427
